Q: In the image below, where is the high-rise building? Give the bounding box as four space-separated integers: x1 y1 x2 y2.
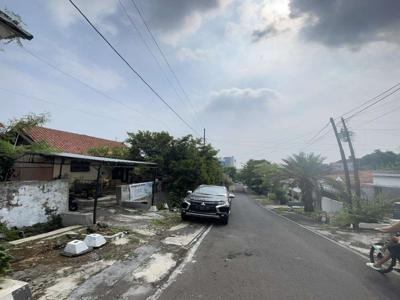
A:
219 156 236 168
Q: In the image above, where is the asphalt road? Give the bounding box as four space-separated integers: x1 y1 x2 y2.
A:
159 192 400 300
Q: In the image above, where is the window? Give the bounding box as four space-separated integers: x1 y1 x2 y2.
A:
70 160 90 172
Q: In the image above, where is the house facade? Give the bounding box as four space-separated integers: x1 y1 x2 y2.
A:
362 171 400 200
12 127 130 188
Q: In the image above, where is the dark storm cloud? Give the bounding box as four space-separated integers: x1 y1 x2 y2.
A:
139 0 222 32
289 0 400 47
251 24 278 43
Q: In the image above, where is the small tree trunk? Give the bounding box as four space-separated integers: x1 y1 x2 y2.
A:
303 187 314 212
314 185 322 211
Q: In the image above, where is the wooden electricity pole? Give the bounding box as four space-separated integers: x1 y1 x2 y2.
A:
203 128 206 147
341 117 361 198
330 118 352 206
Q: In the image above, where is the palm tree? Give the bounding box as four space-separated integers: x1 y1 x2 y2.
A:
282 152 329 212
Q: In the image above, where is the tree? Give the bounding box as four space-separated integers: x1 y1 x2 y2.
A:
282 152 329 212
223 166 237 182
358 150 400 170
0 113 52 181
239 159 286 203
126 131 223 206
87 145 129 159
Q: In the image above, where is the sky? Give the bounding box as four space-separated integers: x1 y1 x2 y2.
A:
1 0 400 166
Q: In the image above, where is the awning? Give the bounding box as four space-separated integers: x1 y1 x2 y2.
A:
43 152 156 166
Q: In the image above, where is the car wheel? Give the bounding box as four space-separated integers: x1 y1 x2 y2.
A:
181 212 188 221
220 216 229 225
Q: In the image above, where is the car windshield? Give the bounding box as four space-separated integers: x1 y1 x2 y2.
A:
194 186 227 196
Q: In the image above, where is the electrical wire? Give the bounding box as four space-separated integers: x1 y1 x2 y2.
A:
341 82 400 118
69 0 200 136
0 87 147 128
21 46 169 128
129 0 204 130
344 85 400 120
118 0 202 132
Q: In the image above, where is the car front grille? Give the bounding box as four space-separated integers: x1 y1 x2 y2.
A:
189 201 217 213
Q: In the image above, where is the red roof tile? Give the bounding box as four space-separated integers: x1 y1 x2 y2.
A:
24 127 125 155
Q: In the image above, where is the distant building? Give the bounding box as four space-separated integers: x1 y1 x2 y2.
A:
362 171 400 200
219 156 236 168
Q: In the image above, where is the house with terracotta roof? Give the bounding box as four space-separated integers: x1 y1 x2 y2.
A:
21 127 125 155
12 127 133 192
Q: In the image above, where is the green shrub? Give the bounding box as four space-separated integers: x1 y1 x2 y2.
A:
267 192 277 202
331 209 355 228
0 223 20 241
0 216 63 242
332 195 393 228
0 246 12 278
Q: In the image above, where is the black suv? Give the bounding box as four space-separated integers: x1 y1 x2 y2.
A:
181 185 234 225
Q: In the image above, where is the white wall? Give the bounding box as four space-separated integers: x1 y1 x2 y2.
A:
0 180 68 228
321 197 343 214
373 173 400 188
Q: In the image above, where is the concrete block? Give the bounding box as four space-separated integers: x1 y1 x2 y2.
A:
148 205 158 212
116 185 130 205
61 212 93 226
0 279 32 300
122 200 151 210
64 240 89 256
84 234 106 248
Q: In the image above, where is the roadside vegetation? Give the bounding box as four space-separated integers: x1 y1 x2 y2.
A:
241 150 397 228
239 159 287 204
0 113 54 181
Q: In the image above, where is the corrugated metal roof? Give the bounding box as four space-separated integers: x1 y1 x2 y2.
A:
42 152 156 166
0 10 33 40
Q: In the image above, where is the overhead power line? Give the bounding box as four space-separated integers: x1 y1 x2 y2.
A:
344 84 400 120
340 82 400 118
129 0 203 129
118 0 202 131
0 87 146 128
359 103 400 124
69 0 200 136
21 46 168 128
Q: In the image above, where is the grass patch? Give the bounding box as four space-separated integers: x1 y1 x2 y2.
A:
256 196 273 206
273 207 289 214
150 213 181 228
0 216 63 242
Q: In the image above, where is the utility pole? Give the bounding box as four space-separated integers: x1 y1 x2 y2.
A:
93 165 102 224
341 117 361 199
203 128 206 147
330 118 352 206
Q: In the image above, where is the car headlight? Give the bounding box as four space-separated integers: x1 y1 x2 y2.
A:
217 201 227 205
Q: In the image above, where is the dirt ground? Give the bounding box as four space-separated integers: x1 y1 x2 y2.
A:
4 206 188 299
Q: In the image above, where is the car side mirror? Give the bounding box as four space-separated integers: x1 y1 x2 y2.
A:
228 193 235 199
187 190 192 196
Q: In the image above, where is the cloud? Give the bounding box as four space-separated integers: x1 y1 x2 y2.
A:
47 0 120 35
289 0 400 48
225 0 294 44
139 0 231 44
205 87 278 113
251 24 278 43
176 47 211 61
53 49 126 92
